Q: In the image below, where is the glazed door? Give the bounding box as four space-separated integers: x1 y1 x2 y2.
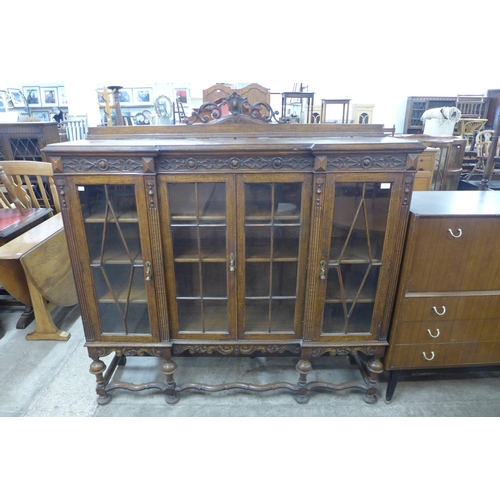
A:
161 175 237 339
309 174 404 341
69 176 161 342
237 174 311 339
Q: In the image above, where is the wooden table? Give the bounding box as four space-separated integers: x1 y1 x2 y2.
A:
320 99 351 124
0 213 78 340
281 92 315 123
0 208 52 246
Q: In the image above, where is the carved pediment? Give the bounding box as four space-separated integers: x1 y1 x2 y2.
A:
185 91 288 125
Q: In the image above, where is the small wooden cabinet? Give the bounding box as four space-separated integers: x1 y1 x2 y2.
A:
384 191 500 401
44 114 424 405
397 135 466 191
0 122 62 161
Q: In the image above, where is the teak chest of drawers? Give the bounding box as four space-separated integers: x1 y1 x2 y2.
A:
384 190 500 401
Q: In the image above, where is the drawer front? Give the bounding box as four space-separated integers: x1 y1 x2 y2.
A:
392 318 500 345
385 341 500 369
407 216 500 292
398 295 500 322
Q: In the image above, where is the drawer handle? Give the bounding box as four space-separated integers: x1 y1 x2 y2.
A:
448 228 462 238
423 351 435 361
427 328 440 338
433 306 446 316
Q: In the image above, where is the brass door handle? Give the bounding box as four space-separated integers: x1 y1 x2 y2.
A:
229 252 235 272
145 261 152 281
320 260 326 280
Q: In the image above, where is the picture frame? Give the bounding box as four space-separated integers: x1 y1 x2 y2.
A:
7 88 25 108
41 87 58 107
133 88 152 105
23 87 41 107
0 91 6 113
32 111 50 122
57 87 68 106
119 88 133 105
175 88 189 105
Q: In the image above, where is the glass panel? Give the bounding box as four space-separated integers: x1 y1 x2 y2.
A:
177 300 228 333
322 303 373 334
178 300 202 331
199 226 226 260
79 183 149 337
272 262 297 297
168 183 196 219
246 262 270 297
202 263 227 297
275 183 302 220
245 299 270 332
274 226 299 259
325 265 380 302
171 226 198 260
174 262 200 297
79 184 137 221
323 182 389 335
168 181 229 334
271 299 295 331
245 226 271 260
198 183 226 221
245 183 272 218
243 181 303 335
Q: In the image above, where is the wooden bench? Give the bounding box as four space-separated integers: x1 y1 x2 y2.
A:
0 213 78 340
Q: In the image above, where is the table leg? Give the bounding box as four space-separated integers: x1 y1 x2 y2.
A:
24 277 70 341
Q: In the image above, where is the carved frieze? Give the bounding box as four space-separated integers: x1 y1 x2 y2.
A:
311 346 377 357
96 347 163 357
62 157 143 173
327 155 406 170
173 344 302 356
157 156 313 171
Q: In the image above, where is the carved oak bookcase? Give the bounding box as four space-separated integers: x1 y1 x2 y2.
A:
44 100 424 405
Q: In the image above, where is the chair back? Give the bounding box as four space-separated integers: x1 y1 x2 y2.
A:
0 160 60 215
475 130 500 158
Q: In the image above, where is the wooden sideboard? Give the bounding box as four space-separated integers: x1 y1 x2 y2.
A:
384 191 500 401
44 108 424 405
0 122 62 161
396 135 466 191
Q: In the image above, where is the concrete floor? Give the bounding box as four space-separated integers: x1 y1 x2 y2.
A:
1 305 500 417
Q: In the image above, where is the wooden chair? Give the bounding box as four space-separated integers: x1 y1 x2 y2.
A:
0 160 60 216
456 94 486 118
464 130 500 180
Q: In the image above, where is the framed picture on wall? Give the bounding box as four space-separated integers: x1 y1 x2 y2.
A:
32 111 50 122
7 88 25 107
0 90 7 112
175 88 189 104
41 87 58 107
23 87 41 107
57 87 68 106
133 88 152 105
119 88 133 105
